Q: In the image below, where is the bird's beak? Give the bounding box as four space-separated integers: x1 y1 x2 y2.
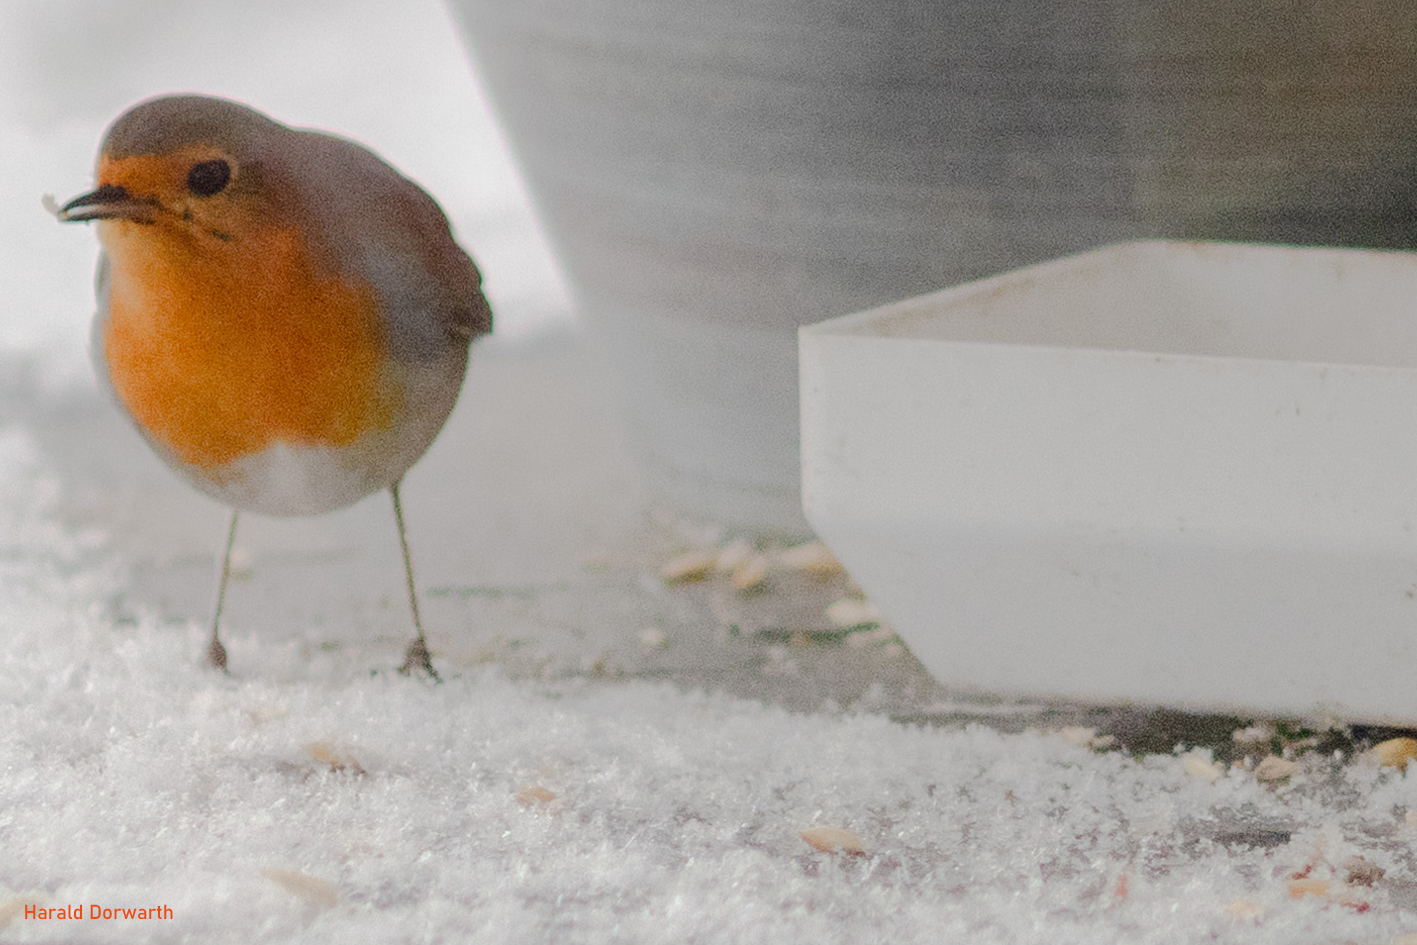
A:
53 184 156 223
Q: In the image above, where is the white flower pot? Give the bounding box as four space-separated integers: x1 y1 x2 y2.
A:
802 241 1417 722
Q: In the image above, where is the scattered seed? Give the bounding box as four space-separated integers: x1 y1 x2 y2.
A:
1224 899 1264 921
1285 876 1369 910
846 626 896 648
660 550 717 582
1287 877 1330 900
777 542 843 575
800 825 866 856
1253 755 1299 783
826 598 881 628
262 868 338 908
1404 810 1417 828
515 784 558 807
714 538 754 573
1372 737 1417 769
1182 753 1223 784
731 553 770 590
307 742 367 776
639 627 667 648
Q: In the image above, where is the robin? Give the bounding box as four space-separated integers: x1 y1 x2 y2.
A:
53 94 492 679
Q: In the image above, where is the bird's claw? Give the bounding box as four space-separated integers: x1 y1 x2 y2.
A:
398 638 440 682
207 637 229 672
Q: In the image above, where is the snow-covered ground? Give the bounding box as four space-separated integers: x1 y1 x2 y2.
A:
10 331 1417 944
6 2 1417 943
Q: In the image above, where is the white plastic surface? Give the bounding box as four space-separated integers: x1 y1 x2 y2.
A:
800 240 1417 723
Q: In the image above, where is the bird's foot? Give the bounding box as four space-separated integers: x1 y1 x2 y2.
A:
398 638 440 682
207 637 229 672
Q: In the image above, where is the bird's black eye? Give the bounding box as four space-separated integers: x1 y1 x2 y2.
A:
187 159 232 197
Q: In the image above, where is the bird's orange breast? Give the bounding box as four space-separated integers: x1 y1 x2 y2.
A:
99 220 398 470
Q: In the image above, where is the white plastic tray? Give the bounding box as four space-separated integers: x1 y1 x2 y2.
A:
800 240 1417 723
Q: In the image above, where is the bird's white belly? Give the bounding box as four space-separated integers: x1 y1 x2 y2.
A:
181 441 389 517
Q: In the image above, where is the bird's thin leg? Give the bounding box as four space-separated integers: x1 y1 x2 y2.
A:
208 508 239 671
392 481 439 680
